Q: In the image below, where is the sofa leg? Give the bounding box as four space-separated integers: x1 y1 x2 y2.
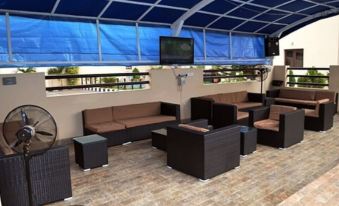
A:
83 168 91 172
278 147 285 150
102 164 109 167
319 131 326 133
235 166 240 169
167 166 172 169
199 179 209 182
64 197 73 201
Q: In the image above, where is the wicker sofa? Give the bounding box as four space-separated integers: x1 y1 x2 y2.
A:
167 120 240 180
83 102 180 146
0 146 72 206
191 91 264 128
249 105 305 148
266 88 337 131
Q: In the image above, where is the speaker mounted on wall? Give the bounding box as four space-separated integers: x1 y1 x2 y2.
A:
265 37 280 56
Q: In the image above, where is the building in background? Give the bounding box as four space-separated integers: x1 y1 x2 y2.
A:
273 15 339 68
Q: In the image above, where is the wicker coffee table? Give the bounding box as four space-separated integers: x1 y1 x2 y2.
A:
240 126 257 156
73 134 108 171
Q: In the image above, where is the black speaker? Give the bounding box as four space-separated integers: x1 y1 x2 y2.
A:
265 37 279 56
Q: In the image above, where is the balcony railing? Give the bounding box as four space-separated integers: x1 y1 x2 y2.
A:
45 72 150 92
286 67 329 89
203 68 261 84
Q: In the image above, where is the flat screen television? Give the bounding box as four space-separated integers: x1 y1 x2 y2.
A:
160 36 194 65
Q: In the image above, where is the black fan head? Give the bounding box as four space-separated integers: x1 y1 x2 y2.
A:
2 105 57 154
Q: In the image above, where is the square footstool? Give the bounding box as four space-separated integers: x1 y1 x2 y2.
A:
73 134 108 171
240 126 257 156
152 129 167 151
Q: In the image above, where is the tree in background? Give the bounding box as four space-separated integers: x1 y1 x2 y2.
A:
17 67 36 73
297 70 327 89
47 66 79 86
288 70 296 87
132 68 141 81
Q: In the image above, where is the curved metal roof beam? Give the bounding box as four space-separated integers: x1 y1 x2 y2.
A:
171 0 215 36
271 8 339 38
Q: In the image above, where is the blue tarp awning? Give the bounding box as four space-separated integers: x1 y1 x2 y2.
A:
0 0 338 67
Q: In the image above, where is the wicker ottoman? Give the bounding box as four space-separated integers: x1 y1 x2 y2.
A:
240 126 257 156
73 134 108 171
152 129 167 151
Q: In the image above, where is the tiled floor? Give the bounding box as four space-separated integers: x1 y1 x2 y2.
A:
50 116 339 206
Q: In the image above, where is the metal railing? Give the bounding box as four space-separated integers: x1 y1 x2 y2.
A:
203 68 261 84
45 72 150 92
286 67 329 88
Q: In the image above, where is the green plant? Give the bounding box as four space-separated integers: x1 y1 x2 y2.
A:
288 70 296 87
17 67 36 73
47 66 79 86
297 70 327 89
132 68 140 81
47 67 64 75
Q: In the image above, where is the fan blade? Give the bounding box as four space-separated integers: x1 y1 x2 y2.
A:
36 130 53 136
32 121 39 127
20 110 29 126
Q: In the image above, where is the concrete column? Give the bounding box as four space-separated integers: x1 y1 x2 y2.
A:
329 65 339 112
270 65 287 89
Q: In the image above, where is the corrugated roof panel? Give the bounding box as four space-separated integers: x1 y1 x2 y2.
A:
277 0 315 12
277 14 305 24
185 13 219 27
141 7 185 23
209 17 244 30
234 21 267 32
0 0 56 12
102 2 150 20
159 0 201 9
228 5 267 19
254 10 288 22
256 24 285 34
201 0 240 14
56 0 108 17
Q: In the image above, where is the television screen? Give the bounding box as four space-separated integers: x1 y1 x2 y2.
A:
160 36 194 65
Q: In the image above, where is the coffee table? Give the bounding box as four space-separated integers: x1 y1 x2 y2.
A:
240 126 257 156
152 129 167 151
73 134 108 171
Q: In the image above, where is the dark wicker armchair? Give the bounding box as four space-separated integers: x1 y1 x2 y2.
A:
0 146 72 206
167 121 240 180
249 105 305 148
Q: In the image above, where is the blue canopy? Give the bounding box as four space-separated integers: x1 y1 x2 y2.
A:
0 0 338 67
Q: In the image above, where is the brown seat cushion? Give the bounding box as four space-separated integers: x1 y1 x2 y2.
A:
113 102 161 120
235 102 263 110
237 111 249 120
275 98 317 106
254 119 279 132
86 122 125 133
83 107 113 125
269 105 297 121
117 115 176 128
315 91 336 102
279 88 316 101
178 124 209 133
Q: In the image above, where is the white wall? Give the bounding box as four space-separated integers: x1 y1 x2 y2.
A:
273 15 339 67
0 69 272 141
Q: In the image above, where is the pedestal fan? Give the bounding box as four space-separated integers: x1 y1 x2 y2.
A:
2 105 57 206
255 65 271 94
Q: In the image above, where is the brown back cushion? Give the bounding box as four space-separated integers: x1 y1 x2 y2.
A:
113 102 161 120
279 89 315 101
178 124 209 133
269 105 297 121
83 107 113 125
315 91 336 102
213 91 248 104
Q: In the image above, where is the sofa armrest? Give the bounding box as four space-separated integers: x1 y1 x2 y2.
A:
264 97 276 106
212 103 237 129
248 92 265 103
280 109 305 147
161 102 180 121
191 97 214 123
266 89 280 98
248 107 270 127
